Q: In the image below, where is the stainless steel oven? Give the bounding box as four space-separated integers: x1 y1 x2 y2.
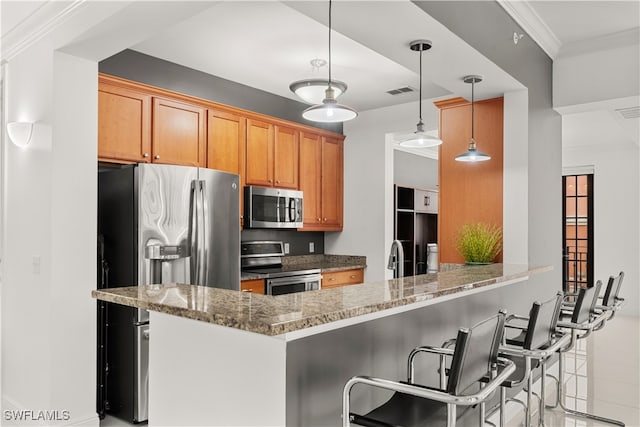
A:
266 272 321 296
244 186 303 228
241 241 321 295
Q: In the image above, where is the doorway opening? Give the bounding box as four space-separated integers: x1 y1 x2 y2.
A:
562 173 594 293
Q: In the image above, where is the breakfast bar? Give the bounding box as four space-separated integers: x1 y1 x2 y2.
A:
92 263 551 426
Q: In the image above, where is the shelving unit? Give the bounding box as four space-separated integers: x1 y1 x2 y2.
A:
393 185 438 276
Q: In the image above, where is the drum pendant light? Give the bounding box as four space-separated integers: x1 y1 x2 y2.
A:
302 0 357 123
398 40 442 148
455 75 491 162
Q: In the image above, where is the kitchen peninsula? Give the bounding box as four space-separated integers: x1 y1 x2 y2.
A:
92 263 550 426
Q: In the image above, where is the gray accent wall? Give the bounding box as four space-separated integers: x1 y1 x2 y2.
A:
99 49 342 134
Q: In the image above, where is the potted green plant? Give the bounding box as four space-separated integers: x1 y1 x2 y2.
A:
456 222 503 264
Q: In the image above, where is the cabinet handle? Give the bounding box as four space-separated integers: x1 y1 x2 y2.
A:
143 153 149 158
350 275 356 279
425 195 430 206
329 278 336 281
241 289 252 293
154 155 160 160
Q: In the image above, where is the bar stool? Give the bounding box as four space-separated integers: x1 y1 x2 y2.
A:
546 273 626 426
490 292 570 427
342 311 516 427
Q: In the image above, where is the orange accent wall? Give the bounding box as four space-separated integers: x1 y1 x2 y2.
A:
435 96 504 264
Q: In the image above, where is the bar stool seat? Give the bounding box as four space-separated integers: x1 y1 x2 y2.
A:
343 311 515 427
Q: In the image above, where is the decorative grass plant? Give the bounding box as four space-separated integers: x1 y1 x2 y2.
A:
456 222 503 264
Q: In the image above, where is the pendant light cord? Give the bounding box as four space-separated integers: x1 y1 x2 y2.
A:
328 0 333 89
471 79 475 140
418 45 423 124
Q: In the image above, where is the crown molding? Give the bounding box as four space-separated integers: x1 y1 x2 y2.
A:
497 0 561 60
1 0 87 62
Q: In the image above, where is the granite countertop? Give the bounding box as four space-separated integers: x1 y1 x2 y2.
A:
93 263 550 337
241 254 366 280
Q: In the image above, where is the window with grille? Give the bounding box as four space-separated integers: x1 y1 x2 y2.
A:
562 174 594 293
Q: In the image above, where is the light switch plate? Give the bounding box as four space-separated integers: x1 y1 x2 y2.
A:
309 242 315 253
284 243 290 254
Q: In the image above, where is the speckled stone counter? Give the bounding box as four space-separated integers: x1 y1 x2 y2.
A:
92 263 549 337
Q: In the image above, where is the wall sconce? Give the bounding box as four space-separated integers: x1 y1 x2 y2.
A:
7 121 34 147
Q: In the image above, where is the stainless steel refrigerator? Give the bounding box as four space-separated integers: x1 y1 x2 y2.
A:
97 163 240 422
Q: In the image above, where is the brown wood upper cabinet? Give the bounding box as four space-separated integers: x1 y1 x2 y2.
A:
152 97 206 167
245 119 299 189
98 79 151 163
299 132 344 231
207 109 247 224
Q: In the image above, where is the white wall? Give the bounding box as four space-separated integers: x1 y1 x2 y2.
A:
562 124 640 316
325 101 435 281
394 150 438 191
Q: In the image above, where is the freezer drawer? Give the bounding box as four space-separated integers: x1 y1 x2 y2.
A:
414 189 438 214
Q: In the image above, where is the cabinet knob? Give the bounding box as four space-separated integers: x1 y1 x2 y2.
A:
329 278 336 282
268 179 272 183
143 153 149 158
276 180 280 184
323 218 327 222
154 155 160 160
317 217 321 221
350 275 356 279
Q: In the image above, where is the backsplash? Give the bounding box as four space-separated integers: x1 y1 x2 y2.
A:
240 229 324 256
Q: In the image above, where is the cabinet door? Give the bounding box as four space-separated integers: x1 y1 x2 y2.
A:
98 82 151 163
320 136 344 230
245 119 274 186
207 109 246 225
152 97 206 166
322 269 364 289
299 132 322 227
273 125 299 189
414 189 438 214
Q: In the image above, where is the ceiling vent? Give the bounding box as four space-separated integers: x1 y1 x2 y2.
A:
616 106 640 119
386 86 415 96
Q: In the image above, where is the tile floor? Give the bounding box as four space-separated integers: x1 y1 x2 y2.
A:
502 314 640 427
100 315 640 427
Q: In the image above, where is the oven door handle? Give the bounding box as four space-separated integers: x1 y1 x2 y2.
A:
267 275 322 287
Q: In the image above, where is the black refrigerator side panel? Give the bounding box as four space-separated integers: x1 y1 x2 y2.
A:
98 166 137 423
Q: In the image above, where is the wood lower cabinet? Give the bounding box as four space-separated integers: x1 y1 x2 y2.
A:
240 278 265 294
299 133 344 231
322 268 364 289
98 79 151 163
152 97 206 167
245 120 299 189
207 109 246 225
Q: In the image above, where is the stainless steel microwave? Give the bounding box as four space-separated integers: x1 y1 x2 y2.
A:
244 186 303 228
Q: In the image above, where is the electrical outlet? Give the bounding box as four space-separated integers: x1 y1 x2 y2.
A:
309 242 315 253
284 243 290 254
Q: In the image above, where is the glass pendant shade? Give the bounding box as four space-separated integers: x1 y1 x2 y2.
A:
399 122 442 148
290 79 347 104
455 140 491 162
302 87 357 122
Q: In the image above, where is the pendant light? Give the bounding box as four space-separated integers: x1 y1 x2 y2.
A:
398 40 442 148
302 0 357 123
455 75 491 162
290 59 348 105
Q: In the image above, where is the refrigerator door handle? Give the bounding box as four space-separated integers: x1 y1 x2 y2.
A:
188 180 199 284
198 180 209 285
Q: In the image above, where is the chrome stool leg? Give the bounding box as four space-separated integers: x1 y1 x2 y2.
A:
549 330 625 426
